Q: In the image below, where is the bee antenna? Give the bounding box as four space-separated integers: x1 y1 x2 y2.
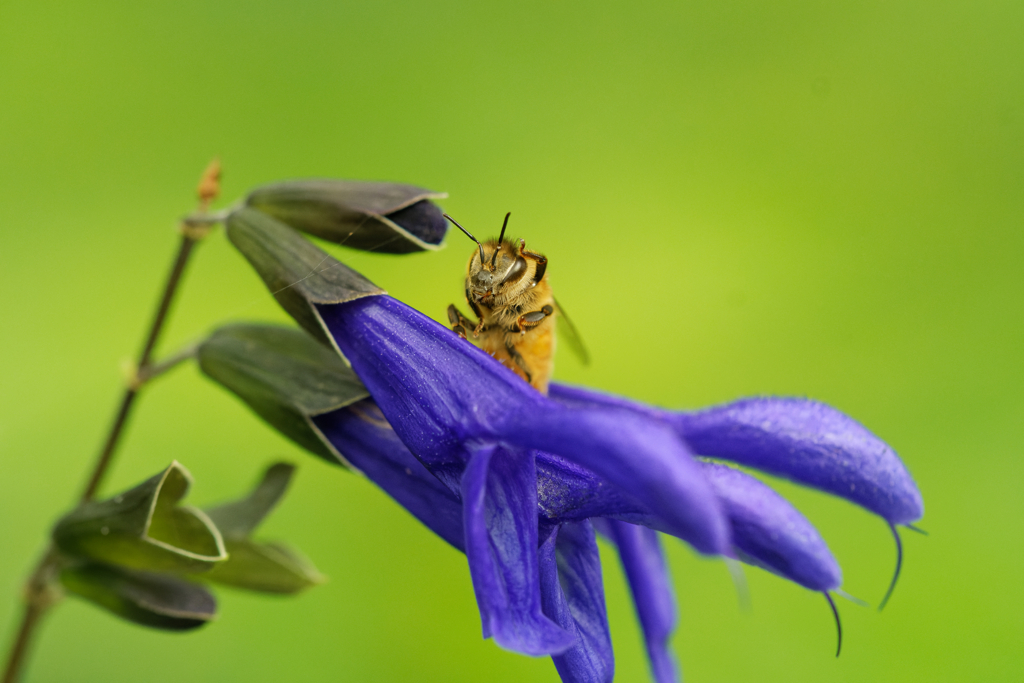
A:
491 212 511 267
443 213 485 264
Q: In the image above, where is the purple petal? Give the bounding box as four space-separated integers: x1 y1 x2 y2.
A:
549 383 661 417
539 522 614 683
675 398 923 525
316 296 728 555
514 409 727 555
461 444 575 656
536 453 647 524
315 398 841 594
311 401 465 551
699 462 841 591
550 384 923 526
605 521 679 683
384 200 448 246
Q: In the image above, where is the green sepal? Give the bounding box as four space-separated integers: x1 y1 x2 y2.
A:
225 207 385 348
203 540 324 594
200 463 325 594
52 462 227 574
197 324 368 466
245 179 448 253
205 462 295 537
60 563 216 631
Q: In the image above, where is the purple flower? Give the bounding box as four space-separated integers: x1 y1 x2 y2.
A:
221 207 923 681
305 295 922 682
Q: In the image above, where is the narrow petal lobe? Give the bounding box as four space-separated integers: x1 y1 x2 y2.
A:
461 444 575 656
605 521 679 683
699 462 842 591
540 522 614 683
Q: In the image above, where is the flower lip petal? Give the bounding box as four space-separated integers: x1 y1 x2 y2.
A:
550 383 924 526
315 296 730 555
317 396 842 596
513 407 729 555
539 454 841 592
462 444 575 656
677 398 923 525
699 462 842 591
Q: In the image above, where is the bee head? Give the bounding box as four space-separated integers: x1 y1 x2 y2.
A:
444 212 529 300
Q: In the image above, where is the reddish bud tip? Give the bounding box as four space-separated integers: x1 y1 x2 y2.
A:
197 158 222 205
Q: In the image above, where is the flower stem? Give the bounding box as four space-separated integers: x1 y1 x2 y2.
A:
1 233 204 683
79 233 197 501
138 343 199 385
2 159 222 683
1 548 59 683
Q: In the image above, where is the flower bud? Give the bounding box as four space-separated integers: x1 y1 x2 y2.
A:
245 179 448 253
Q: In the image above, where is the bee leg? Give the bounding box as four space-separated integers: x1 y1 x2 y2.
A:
516 304 554 331
504 342 533 384
465 288 483 320
447 304 476 340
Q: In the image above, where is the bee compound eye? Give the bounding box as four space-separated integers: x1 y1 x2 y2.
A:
500 257 528 284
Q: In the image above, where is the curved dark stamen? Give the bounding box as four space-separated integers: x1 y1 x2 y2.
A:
878 521 903 611
444 213 485 264
905 524 929 536
491 212 511 268
824 592 842 658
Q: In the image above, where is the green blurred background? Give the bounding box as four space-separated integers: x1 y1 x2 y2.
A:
1 0 1021 680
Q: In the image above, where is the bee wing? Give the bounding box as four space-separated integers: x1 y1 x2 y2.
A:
553 298 590 365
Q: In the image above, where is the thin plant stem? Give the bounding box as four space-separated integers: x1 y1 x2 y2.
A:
139 343 200 385
1 235 202 683
79 233 196 502
2 159 221 683
1 548 58 683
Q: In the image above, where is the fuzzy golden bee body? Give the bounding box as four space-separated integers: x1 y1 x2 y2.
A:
445 213 566 394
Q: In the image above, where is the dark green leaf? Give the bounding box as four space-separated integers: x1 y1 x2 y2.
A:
61 563 216 631
225 208 385 347
246 179 448 253
203 539 324 594
53 462 227 573
197 324 368 465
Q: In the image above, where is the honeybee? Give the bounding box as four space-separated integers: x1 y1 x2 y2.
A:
444 212 587 395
